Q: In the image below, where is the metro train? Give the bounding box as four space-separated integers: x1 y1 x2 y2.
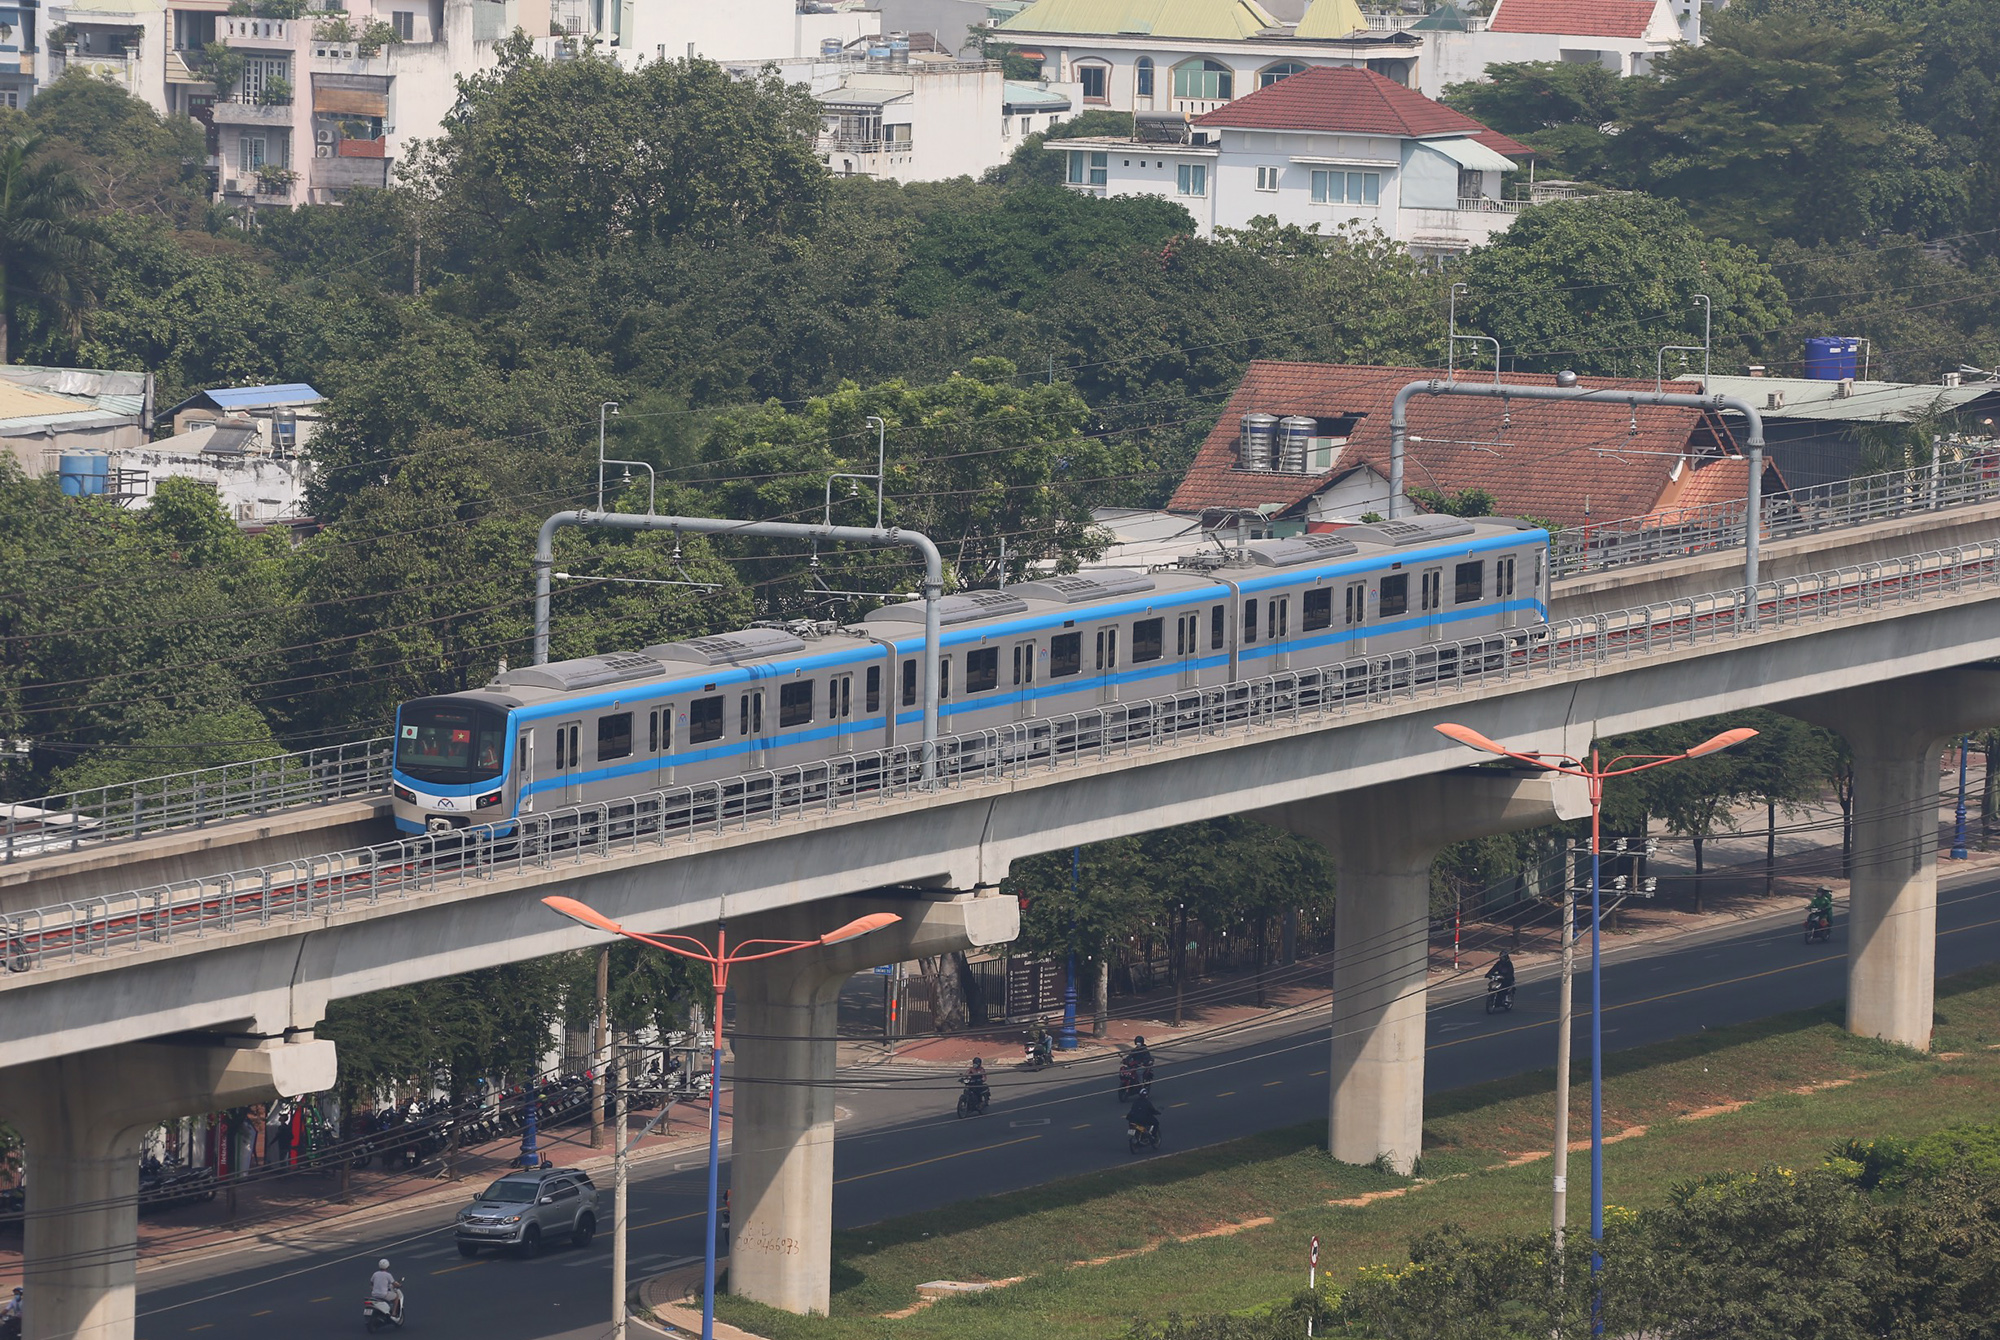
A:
389 513 1551 836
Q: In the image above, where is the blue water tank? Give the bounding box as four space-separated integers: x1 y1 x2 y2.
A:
820 37 843 58
1804 337 1860 381
57 453 109 497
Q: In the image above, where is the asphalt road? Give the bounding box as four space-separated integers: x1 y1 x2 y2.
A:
131 867 2000 1340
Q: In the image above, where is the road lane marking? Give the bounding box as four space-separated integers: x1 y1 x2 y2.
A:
1263 1080 1282 1087
835 1134 1043 1186
430 1259 486 1276
1072 1122 1092 1130
1309 1069 1326 1076
1008 1118 1051 1128
310 1297 330 1303
1170 1101 1189 1108
250 1312 271 1318
1215 1091 1234 1097
187 1326 212 1332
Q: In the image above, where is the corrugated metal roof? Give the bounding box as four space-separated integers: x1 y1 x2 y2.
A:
1292 0 1364 38
1701 376 2000 424
1423 136 1518 172
1001 0 1280 40
200 383 324 410
0 382 98 419
1004 80 1073 110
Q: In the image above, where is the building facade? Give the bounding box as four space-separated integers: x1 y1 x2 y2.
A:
1054 66 1556 250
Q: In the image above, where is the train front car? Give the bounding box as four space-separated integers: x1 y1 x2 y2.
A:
391 694 516 836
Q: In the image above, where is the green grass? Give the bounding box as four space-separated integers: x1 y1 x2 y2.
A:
707 966 2000 1340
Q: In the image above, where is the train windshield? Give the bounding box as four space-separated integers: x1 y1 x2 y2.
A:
395 700 507 785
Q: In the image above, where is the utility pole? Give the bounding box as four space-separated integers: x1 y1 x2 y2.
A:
1552 851 1577 1252
591 944 609 1148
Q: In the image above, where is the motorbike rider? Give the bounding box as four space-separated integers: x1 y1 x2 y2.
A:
962 1057 990 1107
1487 953 1516 995
1128 1036 1155 1071
1126 1087 1160 1138
3 1285 23 1332
1808 886 1835 932
1024 1020 1051 1061
369 1258 402 1322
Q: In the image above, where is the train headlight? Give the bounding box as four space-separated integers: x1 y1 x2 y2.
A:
477 791 504 809
393 784 416 804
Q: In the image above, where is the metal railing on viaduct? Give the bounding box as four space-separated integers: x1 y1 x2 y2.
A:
5 535 1997 973
3 457 1996 865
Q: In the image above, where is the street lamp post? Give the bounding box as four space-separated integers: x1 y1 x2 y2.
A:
1434 722 1757 1328
1060 846 1080 1051
542 897 900 1340
1953 735 1970 860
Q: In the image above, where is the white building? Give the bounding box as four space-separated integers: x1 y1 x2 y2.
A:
999 0 1428 114
1418 0 1689 96
1054 65 1563 251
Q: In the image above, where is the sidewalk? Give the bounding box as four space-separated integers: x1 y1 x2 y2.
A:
0 1098 728 1287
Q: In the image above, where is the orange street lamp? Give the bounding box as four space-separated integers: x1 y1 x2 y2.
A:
1433 723 1755 1329
543 896 899 1340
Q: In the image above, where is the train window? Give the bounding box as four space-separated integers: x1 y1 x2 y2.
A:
965 647 999 693
1304 587 1332 630
1050 631 1082 677
840 676 851 717
648 711 659 753
555 726 566 770
1498 556 1517 597
1243 599 1259 644
1424 571 1443 611
940 657 953 700
689 696 724 744
902 659 918 707
597 713 632 762
829 678 840 720
867 666 882 712
1380 573 1408 616
1274 598 1288 638
1012 644 1023 685
740 696 750 735
1455 561 1484 604
780 681 814 727
1094 627 1118 670
518 730 533 781
1346 581 1366 625
1132 617 1163 663
738 692 763 735
1211 605 1224 650
1021 641 1035 684
1175 616 1186 655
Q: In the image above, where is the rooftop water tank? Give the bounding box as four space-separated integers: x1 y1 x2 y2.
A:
57 452 109 497
1278 416 1316 474
1239 413 1278 471
1804 337 1860 381
820 36 843 58
889 39 910 68
866 44 892 71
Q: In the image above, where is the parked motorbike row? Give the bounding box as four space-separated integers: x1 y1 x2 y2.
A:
137 1155 216 1211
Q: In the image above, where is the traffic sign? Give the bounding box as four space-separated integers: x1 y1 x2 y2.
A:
874 964 895 976
1309 1235 1319 1268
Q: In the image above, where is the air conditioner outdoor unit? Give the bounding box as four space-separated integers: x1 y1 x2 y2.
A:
315 128 335 144
315 144 332 158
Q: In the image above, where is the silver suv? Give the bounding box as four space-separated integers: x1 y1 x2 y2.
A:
454 1168 599 1257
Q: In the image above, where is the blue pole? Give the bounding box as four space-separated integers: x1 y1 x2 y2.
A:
701 1007 723 1340
1953 736 1970 860
1060 847 1080 1050
519 1091 539 1169
1590 825 1604 1335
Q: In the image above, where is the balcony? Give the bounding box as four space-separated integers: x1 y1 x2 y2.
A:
817 136 915 156
314 155 389 190
56 53 143 95
220 17 294 47
211 97 295 126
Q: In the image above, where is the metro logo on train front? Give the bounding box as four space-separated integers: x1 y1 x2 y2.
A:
388 516 1551 836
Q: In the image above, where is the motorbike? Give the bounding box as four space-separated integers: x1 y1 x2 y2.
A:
1127 1117 1162 1154
956 1078 990 1119
1484 977 1515 1014
1 1309 19 1340
1022 1032 1053 1071
362 1286 406 1331
1805 909 1833 945
1117 1057 1155 1101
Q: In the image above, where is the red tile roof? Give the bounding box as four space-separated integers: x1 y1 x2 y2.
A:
1473 127 1536 158
1165 361 1740 529
1488 0 1660 39
1647 454 1790 517
1193 66 1494 139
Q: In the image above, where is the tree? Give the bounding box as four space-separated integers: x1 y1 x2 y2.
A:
1726 711 1840 895
1615 10 1952 247
417 38 827 273
983 109 1138 187
25 71 209 222
1439 61 1634 182
0 130 98 363
1455 194 1792 380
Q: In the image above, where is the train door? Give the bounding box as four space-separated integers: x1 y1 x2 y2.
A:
1420 568 1444 643
739 690 765 766
1012 640 1037 718
827 673 854 753
1344 581 1368 656
1269 595 1290 671
1496 555 1519 628
515 728 534 811
1176 613 1201 689
1094 624 1119 704
647 706 672 787
552 719 582 805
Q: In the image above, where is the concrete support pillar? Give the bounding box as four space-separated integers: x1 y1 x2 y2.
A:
1254 771 1587 1172
0 1037 335 1340
727 890 1016 1315
1787 667 2000 1050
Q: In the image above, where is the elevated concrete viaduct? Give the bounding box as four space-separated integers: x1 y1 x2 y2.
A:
8 535 2000 1334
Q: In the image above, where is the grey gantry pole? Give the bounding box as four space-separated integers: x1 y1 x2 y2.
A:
1388 377 1766 608
534 511 946 782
